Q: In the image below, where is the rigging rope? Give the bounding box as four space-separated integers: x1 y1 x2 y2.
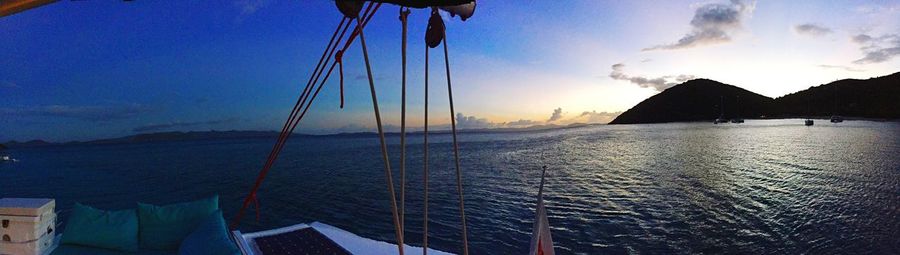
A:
337 50 344 108
231 2 379 228
232 16 349 227
422 42 431 255
355 15 406 255
399 6 411 238
443 20 470 255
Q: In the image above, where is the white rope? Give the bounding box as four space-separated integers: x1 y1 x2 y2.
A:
356 16 405 255
422 43 430 255
399 7 410 240
442 27 470 255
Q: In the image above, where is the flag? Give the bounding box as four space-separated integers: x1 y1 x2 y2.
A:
529 167 554 255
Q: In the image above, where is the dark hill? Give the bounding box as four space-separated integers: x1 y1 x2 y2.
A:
611 72 900 124
86 130 280 145
610 79 775 124
3 140 53 148
774 72 900 118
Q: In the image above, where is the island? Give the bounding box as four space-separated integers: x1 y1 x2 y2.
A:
610 72 900 124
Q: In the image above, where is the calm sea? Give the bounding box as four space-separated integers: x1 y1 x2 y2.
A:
2 120 899 254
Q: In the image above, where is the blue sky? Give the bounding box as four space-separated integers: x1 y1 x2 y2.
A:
2 1 899 142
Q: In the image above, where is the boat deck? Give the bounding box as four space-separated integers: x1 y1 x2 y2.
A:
233 222 452 255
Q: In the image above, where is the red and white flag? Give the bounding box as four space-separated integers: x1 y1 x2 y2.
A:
529 167 554 255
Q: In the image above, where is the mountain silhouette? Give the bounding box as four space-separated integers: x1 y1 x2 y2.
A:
775 72 900 118
610 79 775 124
610 72 899 124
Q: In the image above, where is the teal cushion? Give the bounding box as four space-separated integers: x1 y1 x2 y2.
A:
59 203 139 252
177 210 240 255
138 195 219 250
52 244 176 255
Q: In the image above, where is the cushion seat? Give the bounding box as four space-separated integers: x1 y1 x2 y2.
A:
51 244 176 255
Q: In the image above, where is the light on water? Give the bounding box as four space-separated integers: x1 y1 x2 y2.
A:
2 120 898 254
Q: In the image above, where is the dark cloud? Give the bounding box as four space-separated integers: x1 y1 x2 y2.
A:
794 23 832 37
132 118 240 133
850 33 900 64
1 104 152 122
851 34 873 44
644 0 755 51
547 108 563 122
609 63 695 91
817 64 864 72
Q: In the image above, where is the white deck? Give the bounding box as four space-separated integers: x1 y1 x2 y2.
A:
233 222 453 255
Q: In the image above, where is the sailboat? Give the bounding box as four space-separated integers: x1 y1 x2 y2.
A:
830 86 843 123
714 96 728 124
730 96 744 123
804 97 814 126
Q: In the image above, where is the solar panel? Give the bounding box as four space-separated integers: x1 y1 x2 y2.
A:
254 227 351 255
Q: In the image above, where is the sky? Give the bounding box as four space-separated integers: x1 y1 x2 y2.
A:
1 0 899 142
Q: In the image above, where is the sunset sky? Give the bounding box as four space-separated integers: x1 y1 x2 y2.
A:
2 0 899 141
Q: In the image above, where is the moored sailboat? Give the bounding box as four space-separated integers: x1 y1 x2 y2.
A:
714 96 728 124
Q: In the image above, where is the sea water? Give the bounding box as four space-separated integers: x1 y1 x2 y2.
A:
2 119 898 254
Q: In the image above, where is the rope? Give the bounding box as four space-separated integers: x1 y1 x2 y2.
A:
232 2 379 228
398 6 410 237
443 25 470 255
422 43 430 255
356 15 406 255
337 50 344 108
232 16 349 227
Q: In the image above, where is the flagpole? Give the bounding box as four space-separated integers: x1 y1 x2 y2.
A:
538 165 547 201
530 163 554 255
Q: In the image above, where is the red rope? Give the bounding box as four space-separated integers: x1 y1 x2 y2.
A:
253 194 260 222
337 50 345 108
231 2 381 228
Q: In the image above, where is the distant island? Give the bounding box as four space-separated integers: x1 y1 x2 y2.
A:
2 123 594 148
610 72 900 124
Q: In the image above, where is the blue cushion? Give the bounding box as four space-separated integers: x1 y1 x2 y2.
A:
52 244 176 255
137 196 219 250
59 203 139 252
178 210 240 255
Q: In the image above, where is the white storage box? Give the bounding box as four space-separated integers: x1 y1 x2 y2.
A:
0 198 56 255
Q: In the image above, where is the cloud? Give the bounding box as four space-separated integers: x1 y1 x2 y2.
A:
850 33 900 64
234 0 271 20
643 0 756 51
457 108 614 129
1 81 18 89
0 104 152 122
455 113 495 129
575 111 622 124
794 23 832 37
505 119 542 127
132 118 240 133
817 64 864 72
547 108 563 122
851 34 873 44
609 63 695 91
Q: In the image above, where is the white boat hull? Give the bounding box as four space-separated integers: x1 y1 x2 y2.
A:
233 222 453 255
